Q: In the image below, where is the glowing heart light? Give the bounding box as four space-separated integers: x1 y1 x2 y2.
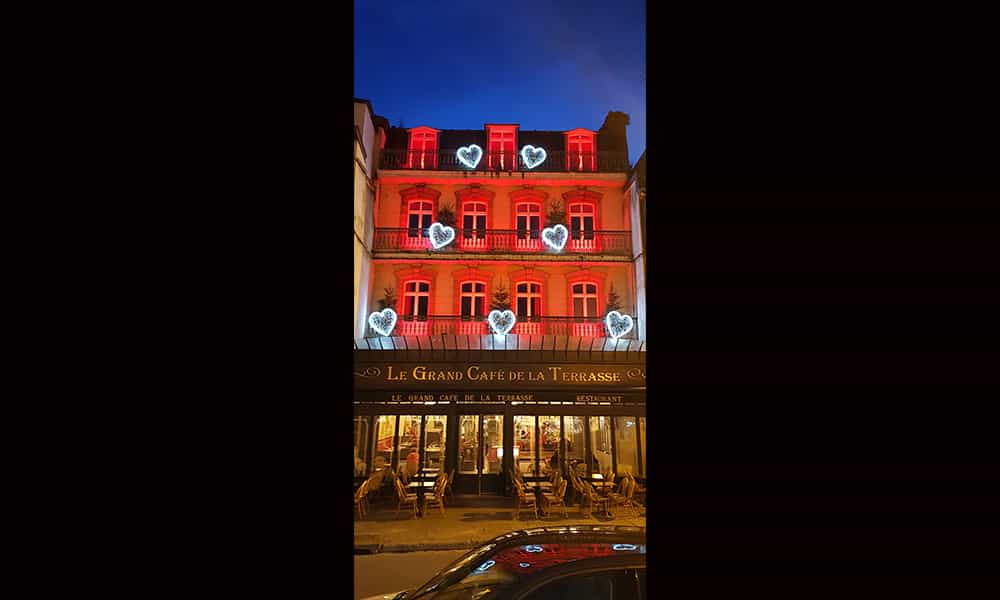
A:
428 222 456 249
368 308 398 337
456 144 483 168
605 311 634 340
541 224 568 251
520 145 547 169
487 309 516 336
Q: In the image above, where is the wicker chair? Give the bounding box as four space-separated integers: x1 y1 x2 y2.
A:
513 479 539 521
579 481 607 518
444 467 456 499
541 479 569 518
608 475 639 518
354 479 369 519
423 476 447 517
393 477 419 519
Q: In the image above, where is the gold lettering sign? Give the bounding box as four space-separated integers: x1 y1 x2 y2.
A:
354 363 645 389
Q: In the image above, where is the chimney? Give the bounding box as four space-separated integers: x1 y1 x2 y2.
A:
599 110 631 163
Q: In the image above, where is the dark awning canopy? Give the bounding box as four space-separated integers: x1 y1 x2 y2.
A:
354 334 646 364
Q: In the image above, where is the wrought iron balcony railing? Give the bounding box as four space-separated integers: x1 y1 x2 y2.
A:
373 228 632 256
379 149 631 173
365 315 640 340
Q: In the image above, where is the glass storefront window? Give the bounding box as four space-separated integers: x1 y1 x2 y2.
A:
614 416 639 476
459 416 478 474
397 415 421 476
539 416 560 476
564 416 587 477
514 415 536 477
589 416 613 476
639 417 646 477
483 415 503 475
373 415 396 473
354 417 369 476
423 415 447 471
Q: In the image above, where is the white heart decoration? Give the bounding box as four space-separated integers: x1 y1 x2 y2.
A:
605 311 634 340
456 144 483 168
368 308 398 337
541 224 568 251
520 145 547 169
487 309 517 336
428 222 456 249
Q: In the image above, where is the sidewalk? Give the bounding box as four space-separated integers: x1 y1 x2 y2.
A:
355 494 646 553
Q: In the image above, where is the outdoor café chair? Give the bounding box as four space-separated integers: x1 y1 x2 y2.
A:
580 481 609 519
444 467 456 499
393 477 419 519
541 478 569 518
423 476 447 517
354 479 369 519
608 475 639 518
513 479 539 521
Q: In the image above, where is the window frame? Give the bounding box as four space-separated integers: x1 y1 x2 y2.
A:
401 279 432 320
564 128 597 172
461 200 488 239
571 281 601 319
459 280 488 319
514 280 544 320
568 201 597 241
485 124 519 171
406 126 440 169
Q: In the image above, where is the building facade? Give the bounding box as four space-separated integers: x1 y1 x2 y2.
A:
354 109 646 497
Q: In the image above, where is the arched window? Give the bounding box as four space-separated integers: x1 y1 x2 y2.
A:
402 280 431 320
515 202 542 241
460 281 487 319
462 201 487 240
571 282 600 318
568 203 596 241
515 282 543 320
407 200 434 239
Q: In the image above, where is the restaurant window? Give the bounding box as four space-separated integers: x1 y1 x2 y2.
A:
407 200 434 238
569 202 596 240
514 415 536 477
515 202 541 240
460 281 486 319
486 125 517 171
459 416 478 474
566 129 597 172
515 282 543 320
462 201 487 239
639 417 646 477
402 280 430 320
614 416 639 476
396 415 421 475
407 127 439 169
564 416 587 476
354 417 369 476
423 415 447 471
571 282 600 318
483 415 503 475
373 415 396 472
589 416 613 475
539 416 560 476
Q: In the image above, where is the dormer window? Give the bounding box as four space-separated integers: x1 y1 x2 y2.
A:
565 128 597 172
485 124 518 171
407 126 440 169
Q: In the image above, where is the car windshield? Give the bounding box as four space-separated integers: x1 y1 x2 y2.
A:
406 537 645 600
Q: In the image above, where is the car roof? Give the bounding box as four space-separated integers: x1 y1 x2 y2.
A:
484 525 645 545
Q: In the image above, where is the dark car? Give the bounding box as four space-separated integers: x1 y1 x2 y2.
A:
360 525 646 600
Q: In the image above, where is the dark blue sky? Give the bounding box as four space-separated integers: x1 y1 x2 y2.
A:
355 0 646 165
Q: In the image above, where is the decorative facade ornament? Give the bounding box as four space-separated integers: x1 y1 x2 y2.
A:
488 309 517 336
520 145 547 169
456 144 483 168
368 308 398 337
541 224 568 251
428 222 456 249
605 311 635 340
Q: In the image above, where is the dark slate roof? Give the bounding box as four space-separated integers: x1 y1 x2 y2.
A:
354 334 646 363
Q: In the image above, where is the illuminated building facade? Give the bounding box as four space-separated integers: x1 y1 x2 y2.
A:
354 107 646 496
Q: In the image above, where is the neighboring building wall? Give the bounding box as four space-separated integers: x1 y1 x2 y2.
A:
626 152 646 341
354 100 380 339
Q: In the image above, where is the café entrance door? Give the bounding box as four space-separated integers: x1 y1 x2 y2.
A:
455 414 504 495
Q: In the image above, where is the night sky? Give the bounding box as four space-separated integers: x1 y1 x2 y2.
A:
355 0 646 166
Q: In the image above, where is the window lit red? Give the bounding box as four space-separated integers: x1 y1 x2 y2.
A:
403 280 431 318
515 282 542 319
572 283 599 318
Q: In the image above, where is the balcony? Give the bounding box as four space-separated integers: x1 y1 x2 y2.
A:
365 315 639 340
379 149 631 173
373 228 632 256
